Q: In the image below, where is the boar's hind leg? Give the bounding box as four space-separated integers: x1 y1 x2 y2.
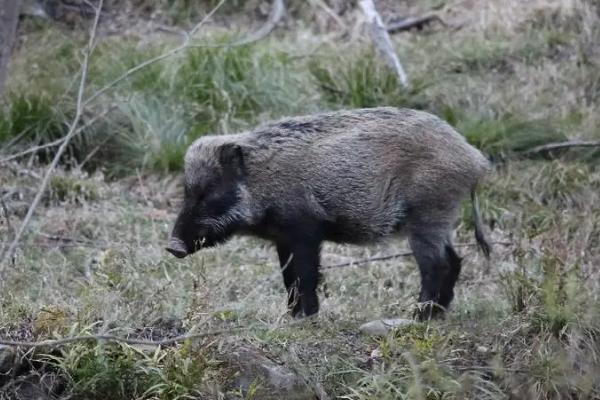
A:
409 226 462 321
275 233 322 318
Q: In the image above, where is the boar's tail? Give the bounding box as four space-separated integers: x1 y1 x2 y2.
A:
471 189 491 258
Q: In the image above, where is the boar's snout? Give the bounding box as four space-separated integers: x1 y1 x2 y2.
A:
165 237 188 258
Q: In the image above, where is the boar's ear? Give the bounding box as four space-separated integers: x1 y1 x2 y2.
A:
218 143 245 176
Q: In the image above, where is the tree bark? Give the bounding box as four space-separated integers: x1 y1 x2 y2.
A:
0 0 21 99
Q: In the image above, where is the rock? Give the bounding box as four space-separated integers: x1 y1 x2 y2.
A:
224 346 319 400
359 318 417 337
3 374 63 400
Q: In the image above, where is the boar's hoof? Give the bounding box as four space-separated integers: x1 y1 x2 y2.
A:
165 238 188 258
290 295 319 319
414 301 446 321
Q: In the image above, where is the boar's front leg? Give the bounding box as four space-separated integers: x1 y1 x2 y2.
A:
276 243 301 315
275 227 322 318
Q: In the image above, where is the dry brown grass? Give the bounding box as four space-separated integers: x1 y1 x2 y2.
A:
1 0 600 398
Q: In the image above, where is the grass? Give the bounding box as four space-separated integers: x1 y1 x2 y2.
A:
2 159 599 398
1 0 600 398
4 0 600 173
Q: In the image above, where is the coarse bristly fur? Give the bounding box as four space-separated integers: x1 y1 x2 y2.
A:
167 107 491 320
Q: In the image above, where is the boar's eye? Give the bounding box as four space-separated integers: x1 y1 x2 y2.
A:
204 187 238 216
184 181 217 203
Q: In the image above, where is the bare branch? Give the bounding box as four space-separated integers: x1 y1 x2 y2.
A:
0 0 104 268
83 0 226 106
525 140 600 155
0 107 113 164
0 0 231 268
359 0 408 87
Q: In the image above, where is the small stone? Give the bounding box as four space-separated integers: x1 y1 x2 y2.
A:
359 318 417 337
224 345 319 400
370 348 383 359
476 345 489 354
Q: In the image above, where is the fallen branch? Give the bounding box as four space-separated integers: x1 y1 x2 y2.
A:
525 140 600 155
2 162 42 180
37 232 105 246
323 251 413 269
0 327 249 349
0 315 319 349
359 0 408 87
322 241 512 270
386 14 446 34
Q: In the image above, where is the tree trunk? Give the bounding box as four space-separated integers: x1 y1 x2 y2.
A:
0 0 21 99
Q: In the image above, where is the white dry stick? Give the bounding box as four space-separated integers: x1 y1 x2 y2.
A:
525 139 600 154
359 0 409 87
0 1 104 268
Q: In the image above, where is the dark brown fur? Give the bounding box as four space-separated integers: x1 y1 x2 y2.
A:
166 107 491 319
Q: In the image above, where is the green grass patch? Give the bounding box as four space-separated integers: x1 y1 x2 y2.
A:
309 49 430 109
441 107 568 158
53 343 209 399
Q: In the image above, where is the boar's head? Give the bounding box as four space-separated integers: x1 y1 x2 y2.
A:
166 141 250 258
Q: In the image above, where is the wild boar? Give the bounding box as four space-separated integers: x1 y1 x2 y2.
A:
166 107 491 320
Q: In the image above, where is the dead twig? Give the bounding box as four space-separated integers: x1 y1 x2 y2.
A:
2 162 42 179
0 327 249 349
323 251 414 269
0 0 103 268
37 232 104 246
230 0 286 46
386 14 446 33
0 316 318 349
359 0 408 87
76 129 117 170
309 0 345 31
525 140 600 155
322 241 512 270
